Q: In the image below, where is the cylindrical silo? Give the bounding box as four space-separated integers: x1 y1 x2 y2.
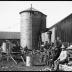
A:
19 7 46 50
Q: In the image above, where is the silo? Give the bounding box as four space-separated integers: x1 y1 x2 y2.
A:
19 6 46 50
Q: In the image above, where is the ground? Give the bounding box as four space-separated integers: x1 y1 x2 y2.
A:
0 59 50 71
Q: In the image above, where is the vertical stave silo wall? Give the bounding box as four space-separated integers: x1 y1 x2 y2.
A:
20 10 46 50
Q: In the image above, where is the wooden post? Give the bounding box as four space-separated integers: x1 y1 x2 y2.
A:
7 49 9 62
21 56 26 65
11 56 17 64
26 54 32 66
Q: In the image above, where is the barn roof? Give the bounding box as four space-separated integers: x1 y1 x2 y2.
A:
49 13 72 30
0 32 20 39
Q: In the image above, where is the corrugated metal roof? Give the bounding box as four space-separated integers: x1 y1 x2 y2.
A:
0 32 20 39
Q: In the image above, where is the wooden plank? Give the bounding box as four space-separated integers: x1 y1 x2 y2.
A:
21 56 25 65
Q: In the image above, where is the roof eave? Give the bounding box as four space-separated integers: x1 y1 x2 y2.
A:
19 10 47 16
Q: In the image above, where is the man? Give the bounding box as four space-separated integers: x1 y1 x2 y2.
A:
54 37 62 60
51 37 62 70
58 47 68 64
54 37 62 48
53 46 68 71
6 40 13 53
1 41 7 53
44 41 51 49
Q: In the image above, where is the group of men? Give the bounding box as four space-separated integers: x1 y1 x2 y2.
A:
39 37 68 70
23 37 63 68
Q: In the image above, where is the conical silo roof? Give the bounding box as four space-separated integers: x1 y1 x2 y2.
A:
19 6 46 16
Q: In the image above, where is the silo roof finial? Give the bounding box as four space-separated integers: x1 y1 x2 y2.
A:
31 4 32 10
19 4 46 16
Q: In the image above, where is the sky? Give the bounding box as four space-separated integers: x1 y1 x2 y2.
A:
0 1 72 32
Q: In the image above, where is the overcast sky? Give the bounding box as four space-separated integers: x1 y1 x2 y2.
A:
0 1 72 32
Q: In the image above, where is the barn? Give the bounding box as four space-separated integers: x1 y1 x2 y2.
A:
49 13 72 43
0 31 20 46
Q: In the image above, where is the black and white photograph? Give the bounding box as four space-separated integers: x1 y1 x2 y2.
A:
0 1 72 71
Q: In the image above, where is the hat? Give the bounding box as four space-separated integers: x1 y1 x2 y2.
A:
61 44 65 49
6 40 9 42
66 45 72 50
41 44 44 47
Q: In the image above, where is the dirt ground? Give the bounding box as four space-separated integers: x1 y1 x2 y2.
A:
0 58 49 71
